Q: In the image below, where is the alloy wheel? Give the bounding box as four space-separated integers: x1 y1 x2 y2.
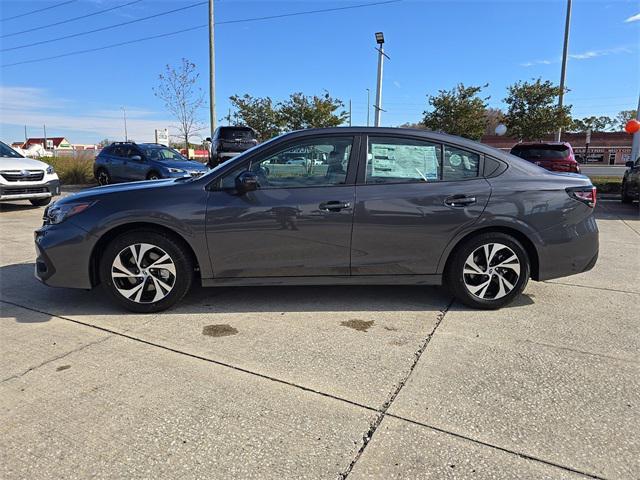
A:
463 243 521 300
98 171 110 185
111 243 176 303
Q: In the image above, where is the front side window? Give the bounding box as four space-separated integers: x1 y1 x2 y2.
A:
218 136 353 190
366 137 441 184
143 146 186 161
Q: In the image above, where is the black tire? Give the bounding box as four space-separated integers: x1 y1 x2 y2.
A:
147 171 161 180
96 168 111 186
445 232 530 310
99 229 194 313
621 182 633 204
30 197 51 207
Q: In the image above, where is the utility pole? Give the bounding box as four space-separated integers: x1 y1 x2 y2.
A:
24 125 27 142
374 32 388 127
366 89 370 127
122 106 128 141
631 93 640 164
43 124 47 151
555 0 572 142
349 99 352 126
208 0 216 138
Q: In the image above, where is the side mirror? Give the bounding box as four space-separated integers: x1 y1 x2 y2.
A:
131 155 143 162
235 171 259 193
205 137 212 142
625 161 635 168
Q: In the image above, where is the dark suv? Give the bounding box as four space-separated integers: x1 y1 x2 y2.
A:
208 126 258 166
94 142 208 185
510 142 580 173
621 157 640 204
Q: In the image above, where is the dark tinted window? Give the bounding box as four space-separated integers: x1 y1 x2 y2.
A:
511 145 570 160
218 128 255 140
111 146 125 157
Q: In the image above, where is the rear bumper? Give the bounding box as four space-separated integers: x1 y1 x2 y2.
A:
34 221 95 289
536 214 599 281
0 179 60 201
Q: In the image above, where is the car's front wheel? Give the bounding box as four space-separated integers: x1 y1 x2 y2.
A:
99 230 194 313
97 168 111 185
30 197 51 207
446 232 530 309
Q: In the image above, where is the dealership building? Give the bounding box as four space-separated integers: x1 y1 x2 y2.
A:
481 132 633 165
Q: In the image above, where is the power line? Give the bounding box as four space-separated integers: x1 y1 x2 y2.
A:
2 1 208 52
2 0 401 68
1 0 77 22
1 0 144 39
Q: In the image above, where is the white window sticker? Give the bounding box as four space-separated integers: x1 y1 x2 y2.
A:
370 143 439 180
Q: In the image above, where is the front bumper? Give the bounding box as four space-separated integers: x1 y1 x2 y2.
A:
0 179 60 201
34 221 95 289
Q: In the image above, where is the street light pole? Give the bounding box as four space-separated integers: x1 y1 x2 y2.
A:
208 0 216 138
555 0 572 142
374 32 386 127
122 106 128 141
366 88 370 127
631 93 640 164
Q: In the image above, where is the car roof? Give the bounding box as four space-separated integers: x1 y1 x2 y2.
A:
512 142 571 148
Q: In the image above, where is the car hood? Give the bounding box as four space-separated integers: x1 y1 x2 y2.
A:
55 179 178 205
0 155 51 170
158 160 208 171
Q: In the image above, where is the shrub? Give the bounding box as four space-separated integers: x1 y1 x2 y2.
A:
589 176 621 195
46 156 95 185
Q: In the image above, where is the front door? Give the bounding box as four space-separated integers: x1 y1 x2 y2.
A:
205 135 358 278
351 135 491 275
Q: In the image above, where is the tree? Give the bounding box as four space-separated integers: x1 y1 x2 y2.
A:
154 58 205 148
420 83 489 140
570 116 614 133
277 91 347 131
483 108 505 136
98 138 111 147
503 78 572 140
615 110 638 131
229 94 281 141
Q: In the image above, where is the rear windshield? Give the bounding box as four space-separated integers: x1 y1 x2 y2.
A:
219 128 255 140
511 145 570 160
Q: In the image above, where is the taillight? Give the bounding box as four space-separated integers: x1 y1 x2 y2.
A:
566 186 597 208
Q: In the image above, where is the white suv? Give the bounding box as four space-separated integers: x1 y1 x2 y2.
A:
0 141 60 207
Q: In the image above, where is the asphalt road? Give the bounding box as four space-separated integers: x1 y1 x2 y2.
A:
1 194 639 479
581 165 628 177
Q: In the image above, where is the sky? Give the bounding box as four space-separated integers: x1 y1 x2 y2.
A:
0 0 638 144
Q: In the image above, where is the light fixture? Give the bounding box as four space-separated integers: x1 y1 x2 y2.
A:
375 32 384 45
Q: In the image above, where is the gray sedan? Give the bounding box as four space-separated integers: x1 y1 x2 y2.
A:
35 127 599 312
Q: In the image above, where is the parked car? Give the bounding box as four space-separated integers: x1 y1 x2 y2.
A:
510 142 580 173
0 140 60 207
207 126 258 166
35 127 599 313
621 157 640 204
94 142 208 185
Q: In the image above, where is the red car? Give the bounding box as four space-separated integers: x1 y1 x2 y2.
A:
510 142 580 173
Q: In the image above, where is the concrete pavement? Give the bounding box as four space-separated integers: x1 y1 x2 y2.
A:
1 196 638 479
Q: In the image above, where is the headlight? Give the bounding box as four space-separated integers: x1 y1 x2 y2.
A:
167 168 186 174
45 201 95 225
46 165 55 174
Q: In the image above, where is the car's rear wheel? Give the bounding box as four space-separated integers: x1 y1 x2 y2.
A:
445 232 530 309
99 230 194 313
621 181 633 204
29 197 51 207
97 168 111 185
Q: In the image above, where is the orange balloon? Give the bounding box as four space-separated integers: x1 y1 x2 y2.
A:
625 119 640 134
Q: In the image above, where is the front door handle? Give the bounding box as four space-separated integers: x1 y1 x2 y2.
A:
319 200 351 212
444 195 477 207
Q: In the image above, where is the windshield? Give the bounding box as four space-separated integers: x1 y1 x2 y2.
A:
511 145 570 160
0 141 24 159
142 146 187 162
219 128 255 140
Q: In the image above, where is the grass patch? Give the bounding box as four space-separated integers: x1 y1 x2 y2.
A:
46 156 95 185
588 175 622 195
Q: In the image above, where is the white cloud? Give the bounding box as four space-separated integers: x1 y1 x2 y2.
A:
520 45 634 67
624 13 640 23
0 85 178 143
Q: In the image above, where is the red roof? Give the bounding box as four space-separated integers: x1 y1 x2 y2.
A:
23 137 68 148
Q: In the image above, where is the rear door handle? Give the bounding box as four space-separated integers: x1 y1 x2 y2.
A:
444 195 477 207
319 200 351 212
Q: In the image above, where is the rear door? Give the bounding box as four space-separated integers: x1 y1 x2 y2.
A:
205 134 358 278
351 135 491 275
107 146 126 181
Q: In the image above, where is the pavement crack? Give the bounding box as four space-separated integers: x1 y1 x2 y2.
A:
337 298 454 480
543 280 639 296
1 335 113 383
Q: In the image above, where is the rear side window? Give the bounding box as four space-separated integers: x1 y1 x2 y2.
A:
111 146 124 157
511 145 569 160
443 146 480 180
366 137 441 184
